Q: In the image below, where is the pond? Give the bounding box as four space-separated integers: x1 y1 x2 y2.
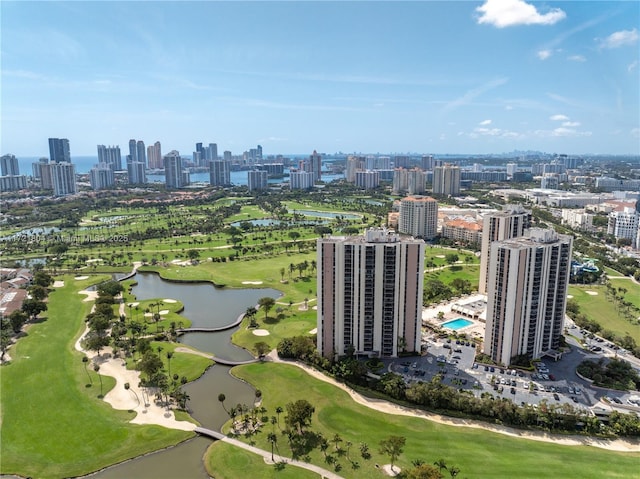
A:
87 273 280 478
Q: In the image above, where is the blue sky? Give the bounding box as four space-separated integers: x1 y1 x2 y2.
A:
2 1 639 157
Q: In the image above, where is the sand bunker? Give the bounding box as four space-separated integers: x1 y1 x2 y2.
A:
253 329 270 336
74 276 89 280
163 299 177 303
53 280 65 288
242 281 263 285
585 291 598 296
567 295 573 299
309 328 318 334
382 464 401 476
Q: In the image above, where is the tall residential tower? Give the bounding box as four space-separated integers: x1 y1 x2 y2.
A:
317 228 425 359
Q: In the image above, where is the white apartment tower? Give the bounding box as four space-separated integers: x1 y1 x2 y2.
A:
432 163 461 196
398 195 438 240
209 160 231 187
479 205 532 294
317 228 425 359
484 228 573 366
50 162 77 196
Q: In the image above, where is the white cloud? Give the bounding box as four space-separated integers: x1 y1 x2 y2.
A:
479 119 492 126
441 77 508 113
562 121 581 127
628 60 639 72
598 28 639 49
476 0 566 28
550 114 569 121
537 49 552 60
469 127 521 138
567 55 586 62
552 127 592 137
505 105 514 110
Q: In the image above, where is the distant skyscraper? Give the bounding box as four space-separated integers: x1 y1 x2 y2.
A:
479 204 531 294
50 162 77 196
398 195 438 240
164 151 184 188
484 228 572 365
128 139 137 163
392 168 426 195
207 143 218 161
136 141 146 168
355 170 379 189
127 153 146 185
223 150 232 162
310 150 322 181
247 170 268 191
48 138 70 163
421 155 434 171
89 163 115 190
209 160 231 187
432 163 460 196
1 154 20 176
97 145 122 170
317 227 425 359
147 141 162 169
289 169 315 190
346 156 365 182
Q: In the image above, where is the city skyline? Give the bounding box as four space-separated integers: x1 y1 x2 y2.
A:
2 1 639 156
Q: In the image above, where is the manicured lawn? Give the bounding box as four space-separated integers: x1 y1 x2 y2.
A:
216 363 640 479
568 284 640 343
426 264 481 289
0 276 193 479
205 441 319 479
608 277 640 310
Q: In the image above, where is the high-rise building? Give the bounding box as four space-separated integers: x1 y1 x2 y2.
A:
48 138 70 163
392 168 426 195
128 139 137 163
346 156 365 183
89 163 115 190
50 162 77 196
398 196 438 240
317 227 425 359
432 163 460 196
164 151 184 188
421 155 434 171
207 143 218 161
209 160 231 187
247 170 268 191
484 228 573 365
355 170 380 189
147 141 162 169
136 141 146 168
127 159 146 185
479 205 531 294
97 145 122 170
223 150 232 162
608 206 640 248
289 169 315 190
310 150 322 181
1 154 20 176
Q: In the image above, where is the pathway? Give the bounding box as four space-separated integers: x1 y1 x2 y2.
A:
267 352 640 453
195 427 345 479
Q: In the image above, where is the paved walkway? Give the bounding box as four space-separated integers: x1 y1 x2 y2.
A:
195 427 345 479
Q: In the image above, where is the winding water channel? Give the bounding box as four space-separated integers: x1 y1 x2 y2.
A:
90 273 281 479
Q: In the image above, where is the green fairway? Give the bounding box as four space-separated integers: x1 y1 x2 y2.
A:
0 276 193 479
213 362 640 479
205 441 320 479
568 284 640 343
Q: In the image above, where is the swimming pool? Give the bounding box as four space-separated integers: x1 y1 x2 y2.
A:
442 318 473 330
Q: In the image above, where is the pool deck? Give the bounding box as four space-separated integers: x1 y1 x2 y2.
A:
422 293 487 339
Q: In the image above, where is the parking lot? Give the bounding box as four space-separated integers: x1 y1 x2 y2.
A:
384 337 592 412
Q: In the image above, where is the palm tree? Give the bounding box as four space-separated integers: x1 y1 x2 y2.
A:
434 458 448 473
267 432 278 462
124 382 140 407
94 364 103 397
218 393 228 413
82 355 92 386
254 389 262 405
166 351 174 379
332 433 343 451
275 406 283 428
448 466 461 478
279 267 286 282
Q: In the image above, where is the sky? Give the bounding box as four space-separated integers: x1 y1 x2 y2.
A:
2 0 639 157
